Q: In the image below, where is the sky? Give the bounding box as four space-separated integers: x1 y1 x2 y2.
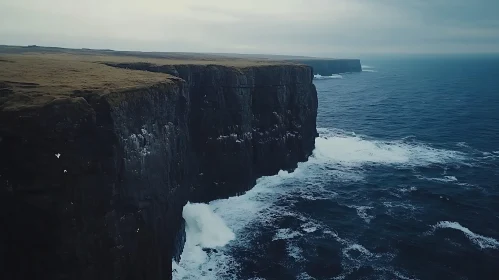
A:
1 0 498 57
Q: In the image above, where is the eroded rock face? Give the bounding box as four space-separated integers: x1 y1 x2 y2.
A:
0 64 317 279
176 64 318 202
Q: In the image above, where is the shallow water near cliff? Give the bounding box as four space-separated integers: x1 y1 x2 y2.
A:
173 56 499 280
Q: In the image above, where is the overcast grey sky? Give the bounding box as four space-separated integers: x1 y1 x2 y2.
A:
1 0 498 57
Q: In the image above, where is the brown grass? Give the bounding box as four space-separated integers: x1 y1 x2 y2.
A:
0 52 298 111
0 54 173 94
0 54 176 110
31 52 292 67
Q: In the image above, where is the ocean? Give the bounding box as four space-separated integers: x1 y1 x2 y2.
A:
173 56 499 280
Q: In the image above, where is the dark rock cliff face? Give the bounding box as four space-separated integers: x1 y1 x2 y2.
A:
289 59 362 75
0 64 317 279
107 63 318 201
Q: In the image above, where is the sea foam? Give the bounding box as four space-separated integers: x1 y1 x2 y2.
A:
314 74 343 80
172 203 235 280
314 128 466 168
174 128 468 278
182 203 235 248
430 221 499 249
361 65 377 72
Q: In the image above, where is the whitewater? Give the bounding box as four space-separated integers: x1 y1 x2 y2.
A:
173 59 499 279
173 127 487 279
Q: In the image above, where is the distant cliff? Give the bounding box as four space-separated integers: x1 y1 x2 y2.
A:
0 55 317 280
289 59 362 75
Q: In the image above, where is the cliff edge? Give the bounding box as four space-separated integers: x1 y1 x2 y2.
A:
0 53 317 279
289 58 362 75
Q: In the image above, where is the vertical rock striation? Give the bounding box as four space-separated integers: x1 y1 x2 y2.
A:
106 62 318 202
0 61 317 279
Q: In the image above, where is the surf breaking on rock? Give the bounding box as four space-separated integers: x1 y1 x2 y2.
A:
172 127 469 279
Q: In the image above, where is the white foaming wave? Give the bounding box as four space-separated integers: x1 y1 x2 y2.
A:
361 65 377 72
173 203 236 280
347 205 374 223
415 175 474 187
301 221 320 233
314 74 343 80
455 143 499 163
174 128 468 278
183 203 235 248
416 175 457 183
174 169 308 278
343 243 373 258
481 151 499 160
313 128 466 168
456 142 471 148
399 186 418 193
430 221 499 249
324 229 349 245
273 228 303 241
287 242 304 261
303 226 318 233
211 169 299 235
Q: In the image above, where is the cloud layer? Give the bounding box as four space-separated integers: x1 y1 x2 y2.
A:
1 0 498 56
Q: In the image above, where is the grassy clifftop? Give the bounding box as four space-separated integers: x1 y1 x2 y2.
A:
0 54 175 110
0 49 297 111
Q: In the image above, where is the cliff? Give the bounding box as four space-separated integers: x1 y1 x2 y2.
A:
0 54 317 279
289 58 362 75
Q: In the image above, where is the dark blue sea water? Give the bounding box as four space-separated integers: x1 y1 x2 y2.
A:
174 56 499 280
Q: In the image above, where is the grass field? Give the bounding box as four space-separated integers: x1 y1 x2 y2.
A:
0 46 297 110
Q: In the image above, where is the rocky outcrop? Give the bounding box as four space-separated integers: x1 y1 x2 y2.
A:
0 62 317 279
289 59 362 75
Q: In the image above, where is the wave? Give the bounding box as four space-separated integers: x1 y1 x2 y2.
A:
174 128 468 279
429 221 499 249
287 242 304 260
415 174 475 187
273 228 303 241
416 175 457 183
314 128 466 169
454 142 499 163
343 243 373 258
347 205 374 223
301 221 320 233
399 186 418 193
314 74 343 80
182 203 235 248
172 203 236 280
456 142 471 148
361 65 377 72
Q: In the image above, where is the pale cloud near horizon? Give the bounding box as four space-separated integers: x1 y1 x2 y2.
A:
1 0 498 57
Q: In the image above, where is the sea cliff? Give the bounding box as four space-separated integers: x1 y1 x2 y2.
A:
0 53 317 279
289 58 362 75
